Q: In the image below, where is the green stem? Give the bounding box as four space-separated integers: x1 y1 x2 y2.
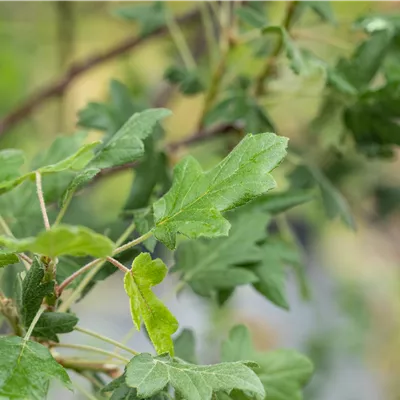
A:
200 2 217 66
0 215 13 237
54 194 72 226
165 6 196 70
58 228 152 311
24 307 45 341
75 326 138 356
254 0 298 97
51 343 130 363
105 257 130 273
113 231 153 255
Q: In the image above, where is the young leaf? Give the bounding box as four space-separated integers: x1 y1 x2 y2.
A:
124 253 178 355
251 241 290 310
153 133 288 249
0 149 24 182
88 108 171 169
174 329 197 364
173 210 270 296
222 325 313 400
125 353 265 400
0 225 115 258
32 312 78 342
0 250 19 268
113 2 166 37
19 257 54 328
0 336 71 399
262 26 305 74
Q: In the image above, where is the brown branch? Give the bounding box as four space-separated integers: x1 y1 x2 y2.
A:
0 9 199 136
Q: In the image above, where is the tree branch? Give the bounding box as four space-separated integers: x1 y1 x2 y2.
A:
0 9 199 136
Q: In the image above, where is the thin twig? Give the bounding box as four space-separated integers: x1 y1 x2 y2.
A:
56 258 102 296
24 307 45 341
0 215 14 237
113 231 153 255
0 9 199 136
74 326 138 356
50 342 130 363
54 355 122 375
105 257 130 274
35 172 50 231
18 253 33 265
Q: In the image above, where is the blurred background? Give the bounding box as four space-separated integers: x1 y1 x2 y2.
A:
1 1 400 399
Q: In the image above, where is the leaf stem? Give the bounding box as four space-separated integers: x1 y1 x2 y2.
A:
24 307 45 341
165 6 196 70
254 0 298 97
105 257 130 274
50 342 130 363
58 228 152 310
35 171 51 230
113 231 153 255
0 215 13 237
72 381 100 400
53 194 72 226
54 355 123 373
57 258 102 296
200 2 217 66
74 326 138 356
18 253 33 265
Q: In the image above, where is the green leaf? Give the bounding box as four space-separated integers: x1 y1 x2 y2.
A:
263 26 305 74
164 66 204 95
334 29 394 90
222 325 313 400
173 210 270 296
256 350 313 400
0 149 25 183
32 312 78 342
0 137 100 197
174 329 197 364
124 139 170 211
124 253 178 355
113 2 166 37
0 250 19 268
88 108 171 169
236 6 267 29
38 141 100 174
308 166 355 229
244 189 314 214
125 353 265 400
0 225 115 258
59 167 100 208
344 81 400 157
19 257 54 329
0 336 71 399
251 241 290 310
153 133 288 249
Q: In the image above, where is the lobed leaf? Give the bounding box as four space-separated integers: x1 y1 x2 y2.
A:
0 336 71 399
124 253 178 355
222 325 313 400
173 210 270 296
124 353 265 400
153 133 287 249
